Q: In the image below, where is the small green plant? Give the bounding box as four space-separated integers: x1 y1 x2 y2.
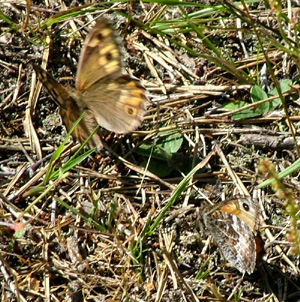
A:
137 129 184 177
222 79 292 120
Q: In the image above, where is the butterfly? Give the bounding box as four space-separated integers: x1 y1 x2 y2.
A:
33 17 147 150
200 196 261 274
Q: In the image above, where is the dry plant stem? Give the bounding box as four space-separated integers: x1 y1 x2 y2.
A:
161 231 177 288
165 205 194 222
146 82 251 95
145 93 211 110
143 51 166 94
236 50 282 70
23 0 30 30
25 35 52 160
3 163 29 196
140 31 198 80
18 139 35 165
214 144 249 196
227 274 245 301
25 69 42 159
136 137 156 196
0 252 26 302
41 228 50 302
0 193 23 220
12 64 23 105
140 126 287 137
6 163 45 201
44 217 75 232
0 141 42 152
162 250 199 302
76 166 137 182
208 281 223 301
193 115 300 124
265 227 298 274
155 265 167 302
6 143 76 201
236 16 248 58
182 127 200 207
140 116 300 137
239 134 300 150
16 3 57 13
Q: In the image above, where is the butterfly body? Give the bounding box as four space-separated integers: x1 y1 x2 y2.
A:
200 196 261 274
33 17 147 150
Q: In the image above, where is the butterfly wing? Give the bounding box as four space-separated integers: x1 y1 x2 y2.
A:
33 64 103 150
81 75 146 133
76 18 147 133
34 17 146 145
217 196 261 232
76 18 123 91
33 64 71 109
202 210 256 274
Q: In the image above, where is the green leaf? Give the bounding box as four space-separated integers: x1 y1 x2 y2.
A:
251 85 269 115
137 129 183 160
224 79 292 120
223 100 260 120
268 79 292 110
137 130 183 177
141 158 173 178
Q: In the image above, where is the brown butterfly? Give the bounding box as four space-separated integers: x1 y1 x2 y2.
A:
200 196 261 274
33 17 147 150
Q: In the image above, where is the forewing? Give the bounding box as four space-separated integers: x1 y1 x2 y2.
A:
217 196 261 232
76 18 123 91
